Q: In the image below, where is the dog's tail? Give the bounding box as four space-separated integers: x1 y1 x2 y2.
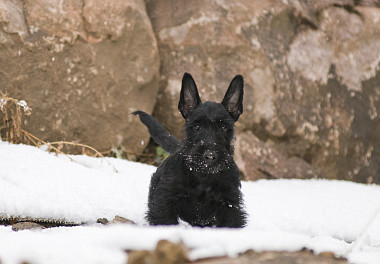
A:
132 111 181 154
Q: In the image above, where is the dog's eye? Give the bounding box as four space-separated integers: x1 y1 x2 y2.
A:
193 124 200 131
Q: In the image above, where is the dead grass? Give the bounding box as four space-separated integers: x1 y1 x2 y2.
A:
0 92 118 173
0 92 31 144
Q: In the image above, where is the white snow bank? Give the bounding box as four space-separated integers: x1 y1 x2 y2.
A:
0 142 154 224
0 142 379 264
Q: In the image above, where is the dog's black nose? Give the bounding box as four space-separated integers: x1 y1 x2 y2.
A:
203 150 217 161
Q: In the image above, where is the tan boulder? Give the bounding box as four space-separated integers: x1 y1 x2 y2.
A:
146 1 380 183
0 0 159 154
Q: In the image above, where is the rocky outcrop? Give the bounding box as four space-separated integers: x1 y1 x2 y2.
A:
145 0 380 184
1 0 380 183
282 6 380 183
0 0 159 154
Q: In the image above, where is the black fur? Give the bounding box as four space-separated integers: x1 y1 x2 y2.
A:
134 73 247 228
132 110 180 154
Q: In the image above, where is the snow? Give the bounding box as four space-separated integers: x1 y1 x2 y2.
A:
0 141 379 264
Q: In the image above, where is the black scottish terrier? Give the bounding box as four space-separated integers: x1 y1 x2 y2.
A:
133 73 247 228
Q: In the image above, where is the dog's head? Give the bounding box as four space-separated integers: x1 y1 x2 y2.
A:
178 73 244 174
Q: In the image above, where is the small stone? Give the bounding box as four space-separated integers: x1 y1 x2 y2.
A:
127 250 153 264
127 240 188 264
12 222 43 231
96 218 109 225
319 251 337 258
154 240 188 264
110 215 135 225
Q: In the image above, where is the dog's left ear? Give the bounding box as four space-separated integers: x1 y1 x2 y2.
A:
178 72 202 119
221 75 244 121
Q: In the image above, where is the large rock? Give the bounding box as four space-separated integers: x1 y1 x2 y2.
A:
145 0 281 138
281 6 380 183
0 0 159 154
235 131 319 181
146 0 380 183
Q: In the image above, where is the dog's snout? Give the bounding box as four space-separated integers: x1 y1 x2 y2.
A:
203 150 217 161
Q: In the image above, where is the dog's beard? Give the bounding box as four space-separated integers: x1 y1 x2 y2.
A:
181 146 234 175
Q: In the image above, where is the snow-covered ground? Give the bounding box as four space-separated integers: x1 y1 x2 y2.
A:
0 141 379 264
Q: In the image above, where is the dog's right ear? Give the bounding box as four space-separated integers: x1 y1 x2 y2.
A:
178 72 202 119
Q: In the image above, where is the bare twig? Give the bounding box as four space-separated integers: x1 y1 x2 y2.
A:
346 202 380 255
22 130 119 173
22 130 78 164
41 141 119 173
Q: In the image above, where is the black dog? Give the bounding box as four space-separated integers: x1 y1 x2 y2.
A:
133 73 247 228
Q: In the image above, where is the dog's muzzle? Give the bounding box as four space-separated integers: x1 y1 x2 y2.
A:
203 150 217 161
183 144 234 174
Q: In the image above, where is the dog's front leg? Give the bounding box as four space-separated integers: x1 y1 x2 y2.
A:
215 204 247 228
147 191 180 226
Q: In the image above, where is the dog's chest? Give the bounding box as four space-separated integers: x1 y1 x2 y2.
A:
177 178 229 226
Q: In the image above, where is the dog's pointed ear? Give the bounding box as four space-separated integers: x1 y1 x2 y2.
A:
221 75 244 121
178 72 202 119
